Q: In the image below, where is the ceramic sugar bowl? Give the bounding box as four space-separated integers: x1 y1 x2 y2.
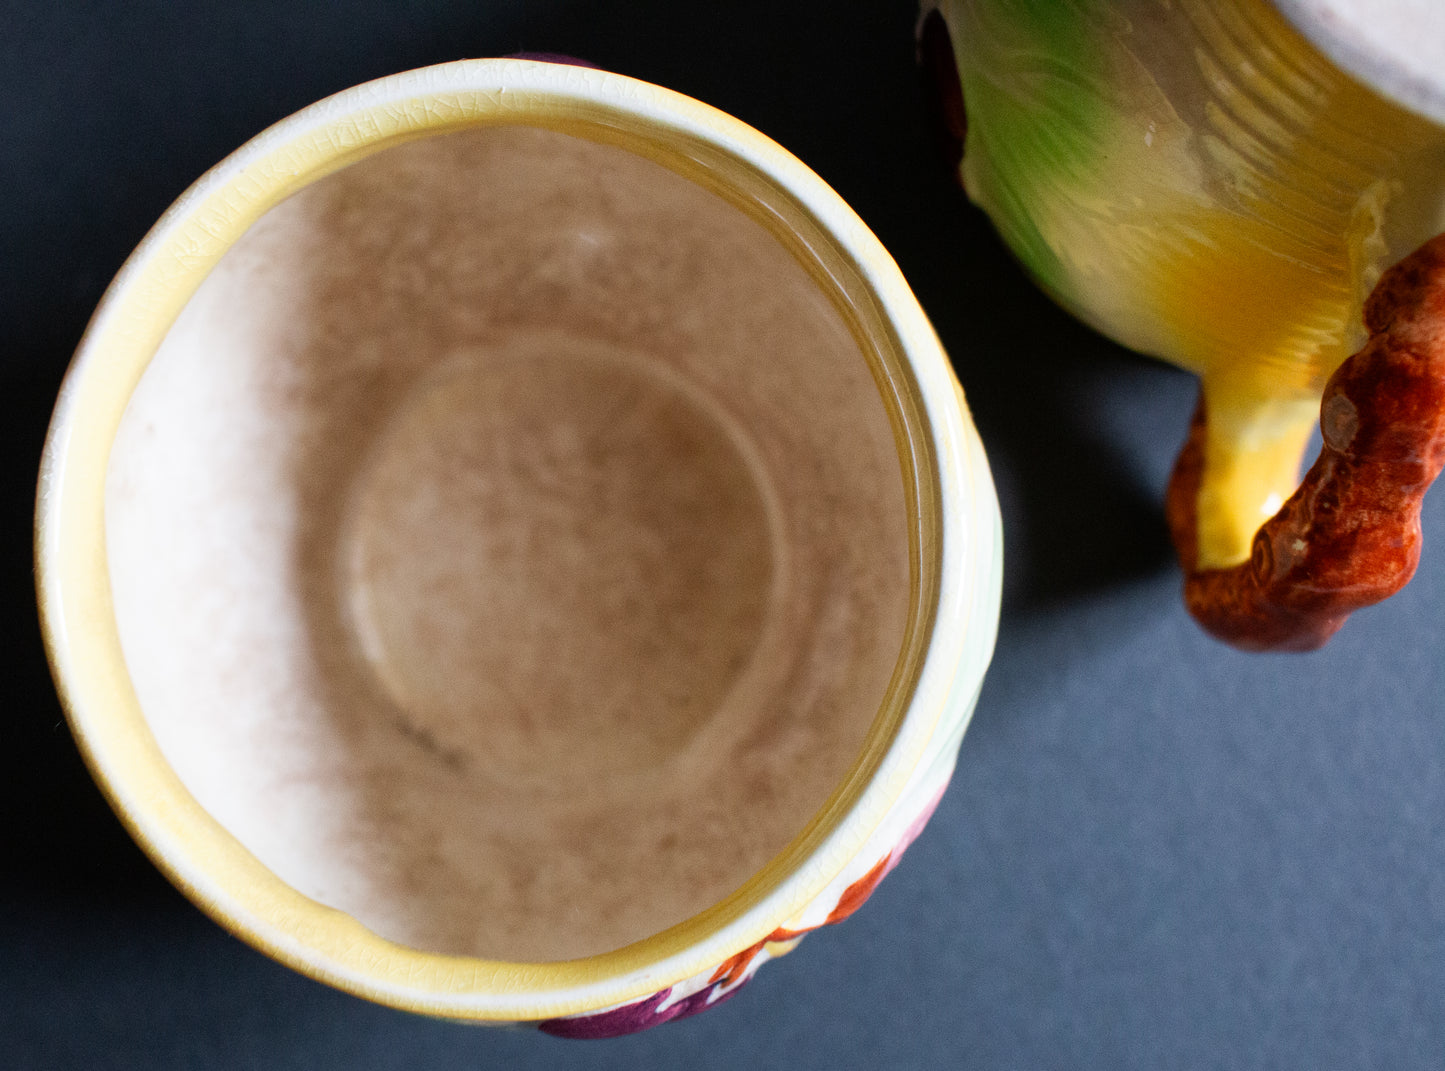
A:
36 59 1002 1034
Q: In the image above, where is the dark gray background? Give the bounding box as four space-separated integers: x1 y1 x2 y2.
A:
3 2 1442 1068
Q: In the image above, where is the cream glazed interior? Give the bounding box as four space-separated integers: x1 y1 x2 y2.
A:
104 125 912 962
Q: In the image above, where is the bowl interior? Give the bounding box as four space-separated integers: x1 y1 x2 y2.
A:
103 125 912 962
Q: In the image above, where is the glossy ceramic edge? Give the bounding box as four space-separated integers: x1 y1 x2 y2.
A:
542 369 1002 1035
34 58 1002 1021
1272 0 1445 127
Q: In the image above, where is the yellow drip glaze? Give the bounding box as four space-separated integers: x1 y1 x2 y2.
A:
1156 0 1444 565
946 0 1445 567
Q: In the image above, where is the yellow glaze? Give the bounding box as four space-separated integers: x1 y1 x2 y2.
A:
940 0 1445 568
1152 0 1444 567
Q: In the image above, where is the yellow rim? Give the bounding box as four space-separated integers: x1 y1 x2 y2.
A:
35 58 978 1020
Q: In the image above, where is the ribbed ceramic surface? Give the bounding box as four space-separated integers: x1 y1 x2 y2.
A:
942 0 1445 399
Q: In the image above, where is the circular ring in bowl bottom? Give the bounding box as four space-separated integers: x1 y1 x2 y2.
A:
341 331 785 788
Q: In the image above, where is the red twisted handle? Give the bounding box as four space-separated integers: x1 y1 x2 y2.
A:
1167 235 1445 651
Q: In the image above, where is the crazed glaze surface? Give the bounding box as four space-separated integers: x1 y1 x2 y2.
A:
37 60 1003 1026
105 126 913 962
540 737 966 1036
539 537 994 1034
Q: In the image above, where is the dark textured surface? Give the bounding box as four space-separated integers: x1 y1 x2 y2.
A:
3 1 1442 1068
